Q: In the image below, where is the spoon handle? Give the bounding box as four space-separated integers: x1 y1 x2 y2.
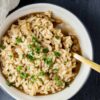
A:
73 53 100 73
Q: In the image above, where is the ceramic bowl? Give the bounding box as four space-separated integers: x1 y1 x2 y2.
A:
0 3 93 100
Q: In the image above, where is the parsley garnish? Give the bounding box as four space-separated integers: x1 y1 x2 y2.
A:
16 66 22 72
16 37 22 44
35 46 41 54
55 35 60 39
53 68 59 73
20 72 28 79
31 75 36 83
44 57 53 67
27 66 30 70
28 44 33 49
54 75 63 86
39 71 45 76
43 48 49 53
0 44 5 49
32 36 38 43
9 55 13 58
27 52 35 61
54 51 61 57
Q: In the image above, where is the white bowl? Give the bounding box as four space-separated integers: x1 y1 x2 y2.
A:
0 3 93 100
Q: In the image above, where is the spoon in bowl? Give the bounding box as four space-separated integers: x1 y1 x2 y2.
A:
56 22 100 73
73 53 100 73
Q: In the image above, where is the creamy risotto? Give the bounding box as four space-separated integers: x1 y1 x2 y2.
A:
0 11 81 96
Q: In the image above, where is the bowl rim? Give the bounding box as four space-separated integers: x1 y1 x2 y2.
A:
0 3 93 100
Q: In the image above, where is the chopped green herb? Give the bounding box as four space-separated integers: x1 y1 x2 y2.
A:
55 35 60 39
44 57 53 66
16 66 22 72
56 80 63 86
32 36 38 43
32 36 41 48
43 55 47 62
0 44 5 49
22 54 25 58
20 72 28 79
31 75 36 83
16 37 22 44
53 68 59 73
34 42 41 47
27 66 30 70
28 44 33 49
54 75 59 81
9 55 13 58
43 48 49 53
35 46 41 54
54 51 61 57
27 52 35 61
39 71 45 76
54 75 63 86
64 61 67 64
43 53 46 58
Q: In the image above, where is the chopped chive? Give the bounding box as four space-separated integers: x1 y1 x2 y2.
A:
35 46 41 54
54 75 59 81
32 36 41 48
56 80 63 86
16 37 22 44
0 44 5 49
9 55 13 58
27 52 35 61
54 75 63 86
27 66 30 70
44 57 53 67
31 75 36 83
16 66 22 72
22 54 25 58
53 68 59 73
43 48 49 53
32 36 38 43
54 51 61 57
28 44 33 49
55 35 60 39
39 71 45 76
34 42 41 47
20 72 28 79
64 61 67 64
